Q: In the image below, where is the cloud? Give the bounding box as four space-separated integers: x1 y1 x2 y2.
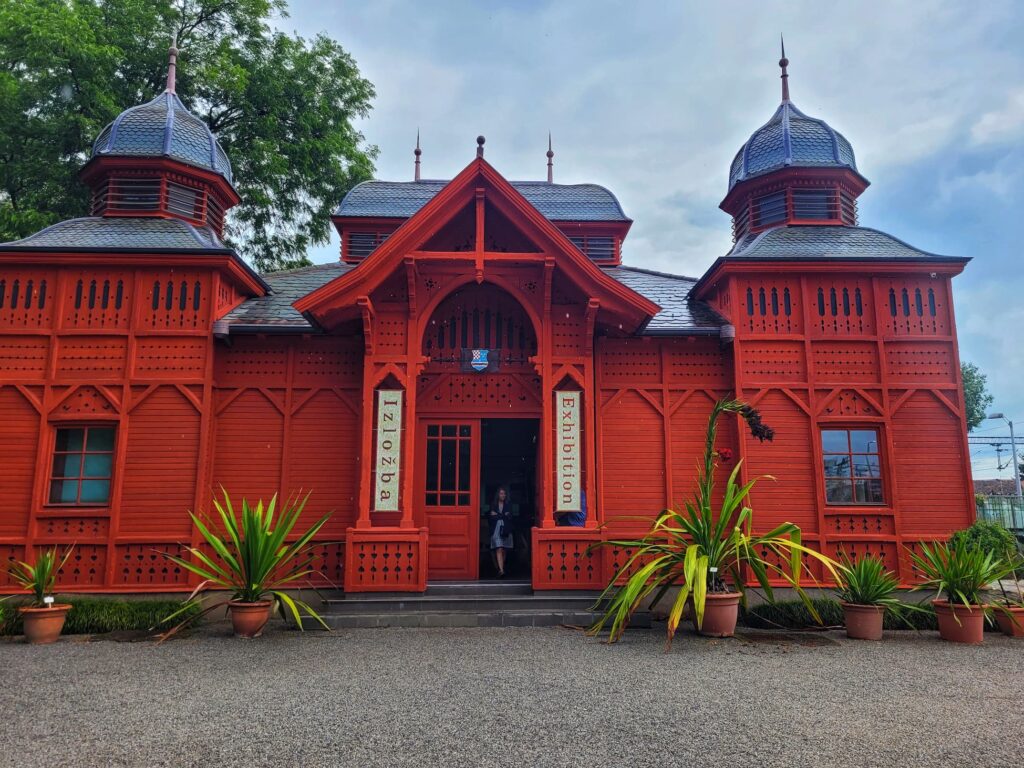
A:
971 89 1024 145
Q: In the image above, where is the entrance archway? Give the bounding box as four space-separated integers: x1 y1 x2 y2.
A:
415 283 542 580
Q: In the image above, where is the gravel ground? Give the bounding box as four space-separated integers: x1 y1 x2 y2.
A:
1 624 1022 768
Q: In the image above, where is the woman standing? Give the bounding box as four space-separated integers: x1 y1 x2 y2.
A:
488 487 514 578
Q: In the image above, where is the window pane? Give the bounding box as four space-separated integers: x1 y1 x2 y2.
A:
427 425 439 437
441 425 456 437
49 479 79 504
849 430 878 454
825 478 853 503
821 430 849 453
439 493 456 507
459 425 471 437
51 453 81 479
55 428 84 452
458 493 470 505
425 440 439 492
83 453 112 478
852 454 880 478
440 439 456 490
458 439 470 492
425 493 438 506
79 479 110 504
86 427 115 452
854 479 884 504
823 455 850 478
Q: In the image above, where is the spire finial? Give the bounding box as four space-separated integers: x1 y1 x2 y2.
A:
546 132 554 183
166 33 179 94
414 129 421 181
476 135 485 158
779 35 790 102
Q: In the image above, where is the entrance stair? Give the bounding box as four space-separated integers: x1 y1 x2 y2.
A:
319 580 652 629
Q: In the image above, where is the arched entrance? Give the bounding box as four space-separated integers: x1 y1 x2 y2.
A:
415 282 542 580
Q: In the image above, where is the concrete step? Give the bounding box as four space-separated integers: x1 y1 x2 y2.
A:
425 580 533 596
321 609 651 630
321 594 602 614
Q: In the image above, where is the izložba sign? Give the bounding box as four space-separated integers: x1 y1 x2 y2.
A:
374 390 403 512
556 391 581 512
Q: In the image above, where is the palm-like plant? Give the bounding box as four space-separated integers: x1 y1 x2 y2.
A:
8 546 73 607
910 539 1015 609
161 490 333 635
834 554 924 625
591 398 840 645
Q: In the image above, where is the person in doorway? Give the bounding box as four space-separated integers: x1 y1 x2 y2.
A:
488 486 514 578
555 490 587 527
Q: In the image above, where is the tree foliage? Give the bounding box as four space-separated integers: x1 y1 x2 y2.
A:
0 0 376 272
960 361 994 432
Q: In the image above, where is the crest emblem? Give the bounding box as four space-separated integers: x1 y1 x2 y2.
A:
470 348 489 372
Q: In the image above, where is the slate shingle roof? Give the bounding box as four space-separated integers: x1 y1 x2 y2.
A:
223 261 354 330
91 91 233 183
335 180 629 222
728 100 858 192
0 217 230 252
725 225 964 262
224 262 722 335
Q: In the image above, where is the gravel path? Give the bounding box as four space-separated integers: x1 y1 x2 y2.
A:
1 624 1022 767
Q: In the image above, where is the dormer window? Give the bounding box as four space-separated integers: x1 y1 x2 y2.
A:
733 182 859 240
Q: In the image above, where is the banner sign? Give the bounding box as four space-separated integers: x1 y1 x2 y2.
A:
374 390 403 512
556 391 582 512
461 348 501 373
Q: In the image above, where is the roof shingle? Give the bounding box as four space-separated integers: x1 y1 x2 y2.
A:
0 216 229 251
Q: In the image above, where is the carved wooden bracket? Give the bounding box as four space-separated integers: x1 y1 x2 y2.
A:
357 295 376 356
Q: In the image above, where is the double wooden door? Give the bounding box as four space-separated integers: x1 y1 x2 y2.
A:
418 420 480 580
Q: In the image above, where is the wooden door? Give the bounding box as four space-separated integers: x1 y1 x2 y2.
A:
419 420 480 580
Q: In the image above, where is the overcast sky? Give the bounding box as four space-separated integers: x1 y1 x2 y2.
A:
280 0 1024 480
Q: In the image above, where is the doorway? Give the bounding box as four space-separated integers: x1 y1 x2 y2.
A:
479 418 538 580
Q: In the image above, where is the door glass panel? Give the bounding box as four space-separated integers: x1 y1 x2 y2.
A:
440 438 457 490
458 439 470 492
426 439 439 493
441 425 456 437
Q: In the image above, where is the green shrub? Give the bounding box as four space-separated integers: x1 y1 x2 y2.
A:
950 520 1020 563
0 597 199 637
741 597 939 631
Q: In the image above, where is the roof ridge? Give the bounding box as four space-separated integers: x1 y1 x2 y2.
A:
611 264 700 282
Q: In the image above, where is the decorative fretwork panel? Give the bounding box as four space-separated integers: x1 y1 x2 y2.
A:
826 514 895 536
113 543 188 587
423 284 537 368
737 278 802 335
135 338 208 378
885 342 955 380
292 338 362 386
0 269 55 329
0 335 49 380
599 344 661 383
879 278 950 337
141 272 210 330
535 537 601 589
215 338 289 385
806 277 875 336
37 516 109 539
309 542 346 589
742 341 806 381
52 544 106 587
819 388 880 418
665 341 731 387
811 342 879 383
61 271 132 330
826 540 899 573
418 373 541 413
376 315 408 355
552 307 585 356
55 336 128 379
0 545 23 588
50 385 119 417
345 535 425 592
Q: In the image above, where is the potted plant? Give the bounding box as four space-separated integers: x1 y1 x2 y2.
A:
161 490 333 639
8 546 74 644
950 520 1024 638
992 551 1024 638
834 554 919 640
910 539 1015 644
591 398 839 645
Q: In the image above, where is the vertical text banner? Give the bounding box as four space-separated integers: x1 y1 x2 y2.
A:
374 390 403 512
556 391 581 512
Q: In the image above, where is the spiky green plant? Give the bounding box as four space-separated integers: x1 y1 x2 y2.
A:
910 539 1015 610
160 489 333 636
8 546 73 607
834 554 926 626
590 398 840 646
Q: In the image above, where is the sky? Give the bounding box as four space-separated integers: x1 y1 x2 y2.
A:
278 0 1024 480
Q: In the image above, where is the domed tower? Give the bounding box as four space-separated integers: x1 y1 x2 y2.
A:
720 43 869 242
78 42 239 236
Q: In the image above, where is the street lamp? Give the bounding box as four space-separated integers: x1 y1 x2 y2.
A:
987 413 1023 499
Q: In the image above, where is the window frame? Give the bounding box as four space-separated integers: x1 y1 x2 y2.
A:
819 426 887 507
46 423 117 508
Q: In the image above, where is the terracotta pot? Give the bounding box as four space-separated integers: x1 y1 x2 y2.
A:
994 606 1024 638
228 600 272 638
932 599 985 644
697 592 741 637
18 604 72 645
841 602 886 641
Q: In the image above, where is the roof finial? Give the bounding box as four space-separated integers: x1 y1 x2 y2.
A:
546 132 554 183
414 129 422 181
779 35 790 102
166 33 179 94
476 135 485 158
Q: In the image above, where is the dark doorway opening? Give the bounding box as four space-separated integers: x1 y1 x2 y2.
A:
479 418 538 579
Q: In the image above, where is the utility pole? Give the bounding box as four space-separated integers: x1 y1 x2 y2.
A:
988 413 1023 500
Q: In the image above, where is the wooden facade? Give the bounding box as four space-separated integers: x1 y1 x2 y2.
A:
0 60 975 595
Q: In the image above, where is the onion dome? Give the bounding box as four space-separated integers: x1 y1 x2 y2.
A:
91 91 232 184
727 42 858 193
